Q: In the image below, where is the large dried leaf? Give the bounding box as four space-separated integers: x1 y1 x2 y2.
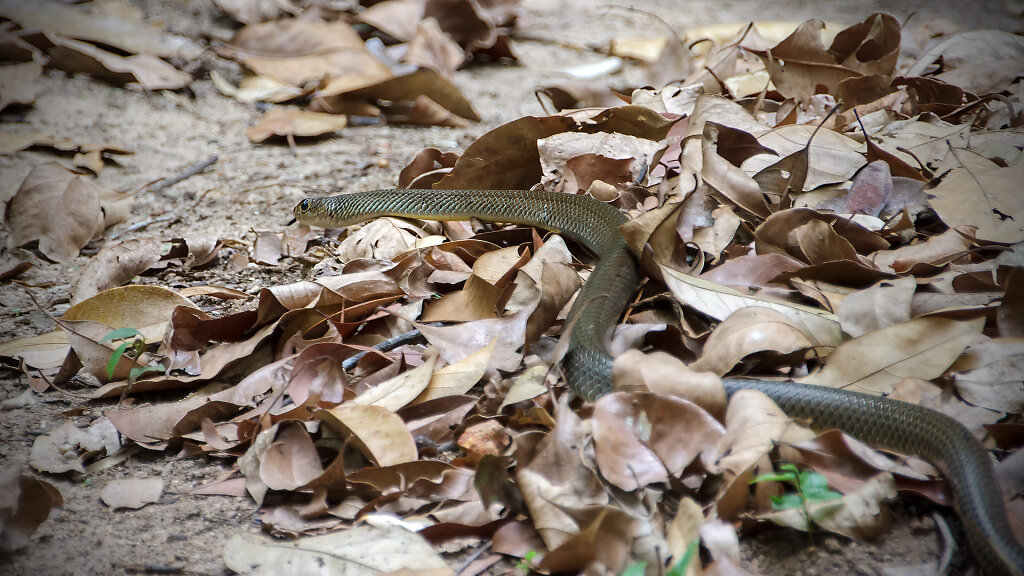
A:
220 19 390 88
223 525 453 576
47 34 191 90
319 404 417 467
691 306 814 376
99 477 163 510
247 108 348 143
516 400 607 549
0 0 201 59
0 466 62 552
906 30 1024 95
801 317 985 394
5 162 105 262
927 150 1024 244
661 264 842 346
951 338 1024 413
593 392 725 491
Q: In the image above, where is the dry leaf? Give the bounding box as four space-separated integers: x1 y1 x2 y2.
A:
5 162 105 262
690 306 814 376
927 150 1024 244
99 477 163 510
661 264 842 346
223 525 453 576
247 108 347 143
319 404 417 467
0 466 62 552
801 317 985 394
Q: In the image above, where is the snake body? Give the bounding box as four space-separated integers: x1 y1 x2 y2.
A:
294 189 1024 576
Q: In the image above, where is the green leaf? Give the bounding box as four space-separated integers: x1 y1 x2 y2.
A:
666 541 699 576
129 365 163 383
106 341 132 379
100 328 144 343
750 471 797 485
800 470 843 503
770 493 804 510
622 562 647 576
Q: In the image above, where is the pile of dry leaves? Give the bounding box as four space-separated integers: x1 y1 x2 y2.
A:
1 2 1022 575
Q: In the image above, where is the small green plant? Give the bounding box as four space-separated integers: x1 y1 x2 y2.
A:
101 328 163 384
750 463 842 541
514 550 537 574
665 541 699 576
621 561 646 576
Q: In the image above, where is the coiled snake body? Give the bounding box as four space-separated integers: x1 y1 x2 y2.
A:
294 189 1024 576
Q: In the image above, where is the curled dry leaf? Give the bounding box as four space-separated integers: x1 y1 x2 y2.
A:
0 0 201 59
906 30 1024 95
99 477 163 510
836 276 915 337
538 131 662 193
0 466 63 552
417 307 530 374
415 339 494 403
247 108 348 144
354 351 437 411
220 19 390 88
315 68 479 125
5 162 105 262
258 421 324 491
593 391 725 491
46 34 191 90
611 349 727 419
0 329 73 371
65 284 199 343
223 525 453 576
690 306 814 376
801 316 985 395
516 399 607 549
318 404 417 467
210 70 303 104
72 238 165 304
950 338 1024 413
713 389 815 479
29 418 122 474
660 264 842 346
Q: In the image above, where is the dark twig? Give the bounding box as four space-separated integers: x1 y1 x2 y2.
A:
143 155 219 194
110 216 173 240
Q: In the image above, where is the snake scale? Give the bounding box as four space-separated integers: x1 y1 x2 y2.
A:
294 188 1024 576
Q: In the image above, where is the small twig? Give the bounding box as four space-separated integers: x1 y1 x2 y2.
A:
455 541 492 575
110 215 173 240
141 155 219 194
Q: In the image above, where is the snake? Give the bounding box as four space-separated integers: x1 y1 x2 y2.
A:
293 188 1024 576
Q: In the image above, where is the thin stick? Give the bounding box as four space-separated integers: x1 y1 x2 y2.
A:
110 216 173 240
142 155 219 194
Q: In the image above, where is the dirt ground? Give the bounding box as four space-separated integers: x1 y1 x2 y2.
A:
1 0 1021 575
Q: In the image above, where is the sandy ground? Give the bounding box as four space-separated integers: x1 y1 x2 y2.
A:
1 0 1021 574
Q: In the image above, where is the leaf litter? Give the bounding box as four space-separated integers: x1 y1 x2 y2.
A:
0 3 1022 575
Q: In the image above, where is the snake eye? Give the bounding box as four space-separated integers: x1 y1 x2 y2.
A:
299 198 310 212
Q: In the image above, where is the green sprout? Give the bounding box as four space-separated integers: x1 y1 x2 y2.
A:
513 550 537 574
665 540 699 576
101 328 163 388
750 463 842 541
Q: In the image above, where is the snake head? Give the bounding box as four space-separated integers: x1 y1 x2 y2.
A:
293 197 314 221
